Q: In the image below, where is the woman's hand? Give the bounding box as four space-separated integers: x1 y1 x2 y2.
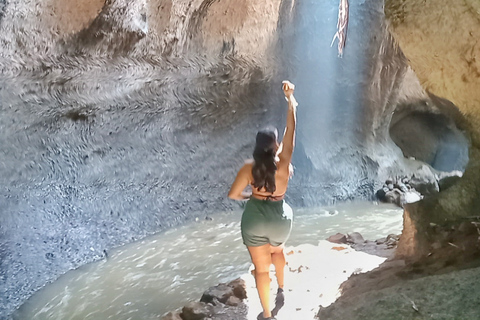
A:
282 80 295 99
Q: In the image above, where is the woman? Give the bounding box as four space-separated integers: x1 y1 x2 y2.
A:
228 80 297 320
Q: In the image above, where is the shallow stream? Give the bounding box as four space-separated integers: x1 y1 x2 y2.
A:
14 201 403 320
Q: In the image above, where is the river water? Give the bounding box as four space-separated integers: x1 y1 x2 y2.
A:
13 201 402 320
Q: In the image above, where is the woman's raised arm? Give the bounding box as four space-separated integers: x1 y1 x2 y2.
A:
278 81 297 164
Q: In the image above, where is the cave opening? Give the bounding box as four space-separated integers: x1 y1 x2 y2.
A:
389 100 470 173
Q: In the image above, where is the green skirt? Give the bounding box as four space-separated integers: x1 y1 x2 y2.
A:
241 197 293 247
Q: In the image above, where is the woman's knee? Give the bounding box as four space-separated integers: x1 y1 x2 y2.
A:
252 256 272 273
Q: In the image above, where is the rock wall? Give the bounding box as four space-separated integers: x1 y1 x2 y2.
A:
317 1 480 317
386 0 480 257
386 0 480 140
0 1 284 317
0 0 477 318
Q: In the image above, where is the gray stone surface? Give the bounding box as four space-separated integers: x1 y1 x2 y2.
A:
0 0 472 318
318 266 480 320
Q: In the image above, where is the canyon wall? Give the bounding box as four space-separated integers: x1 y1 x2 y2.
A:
385 0 480 257
1 0 478 318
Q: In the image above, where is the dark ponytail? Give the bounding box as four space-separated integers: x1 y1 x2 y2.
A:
252 127 278 193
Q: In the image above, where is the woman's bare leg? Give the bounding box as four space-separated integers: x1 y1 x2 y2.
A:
247 244 273 318
270 245 286 316
270 245 285 289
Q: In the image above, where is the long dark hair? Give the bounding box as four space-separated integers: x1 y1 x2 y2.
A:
252 127 278 193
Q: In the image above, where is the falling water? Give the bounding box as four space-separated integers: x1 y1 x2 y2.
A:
284 0 390 206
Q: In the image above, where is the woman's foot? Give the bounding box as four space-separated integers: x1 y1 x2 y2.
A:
257 312 276 320
271 288 285 317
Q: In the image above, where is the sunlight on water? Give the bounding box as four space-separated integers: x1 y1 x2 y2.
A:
14 201 402 320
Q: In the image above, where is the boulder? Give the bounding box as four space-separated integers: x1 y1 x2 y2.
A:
225 296 242 307
437 171 462 192
409 165 440 196
400 190 422 205
227 278 247 300
384 189 402 206
377 175 426 207
347 232 365 244
161 311 183 320
200 284 234 304
181 301 214 320
385 234 400 248
375 188 387 202
327 233 347 244
200 278 247 306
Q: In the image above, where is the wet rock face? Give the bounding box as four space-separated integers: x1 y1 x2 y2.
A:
67 0 149 56
0 0 284 317
386 0 480 261
281 0 411 206
385 0 480 144
0 0 476 319
0 0 5 20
